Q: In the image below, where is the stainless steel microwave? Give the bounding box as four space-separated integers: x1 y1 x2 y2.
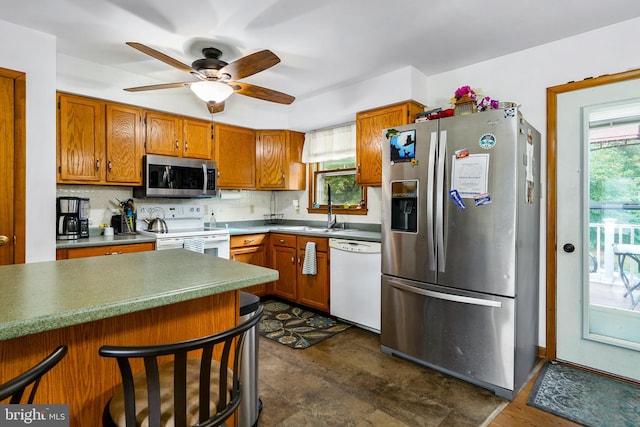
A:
134 154 217 198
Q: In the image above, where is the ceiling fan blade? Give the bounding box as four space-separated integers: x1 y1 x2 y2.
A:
232 82 294 104
126 42 206 78
207 101 225 114
124 82 191 92
219 50 281 80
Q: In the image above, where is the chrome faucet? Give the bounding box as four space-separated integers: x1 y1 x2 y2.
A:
327 184 337 229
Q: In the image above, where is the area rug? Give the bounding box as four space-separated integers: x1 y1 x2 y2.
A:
258 300 350 349
527 361 640 426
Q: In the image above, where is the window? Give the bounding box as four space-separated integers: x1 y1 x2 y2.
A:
303 124 367 215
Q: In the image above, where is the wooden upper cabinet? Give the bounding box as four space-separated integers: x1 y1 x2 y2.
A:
256 130 306 190
287 131 306 190
356 100 425 186
256 130 287 189
144 112 212 160
105 103 143 185
144 111 181 156
182 118 213 159
214 123 256 189
57 93 105 182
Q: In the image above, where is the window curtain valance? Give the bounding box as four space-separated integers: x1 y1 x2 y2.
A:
302 123 356 163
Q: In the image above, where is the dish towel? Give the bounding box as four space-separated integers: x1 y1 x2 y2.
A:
183 238 205 254
302 242 317 275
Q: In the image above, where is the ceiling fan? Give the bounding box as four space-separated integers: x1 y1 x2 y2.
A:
124 42 295 113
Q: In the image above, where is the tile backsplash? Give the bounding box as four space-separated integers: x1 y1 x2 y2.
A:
56 185 381 229
57 185 133 227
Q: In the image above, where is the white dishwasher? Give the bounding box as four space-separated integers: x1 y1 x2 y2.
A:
329 238 381 333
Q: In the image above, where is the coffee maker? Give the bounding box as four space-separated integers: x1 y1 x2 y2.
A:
56 197 90 240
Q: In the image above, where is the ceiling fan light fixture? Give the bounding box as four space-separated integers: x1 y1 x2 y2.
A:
190 81 234 102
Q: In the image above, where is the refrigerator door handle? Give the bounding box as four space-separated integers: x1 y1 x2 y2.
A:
436 130 447 271
387 279 503 308
426 131 438 270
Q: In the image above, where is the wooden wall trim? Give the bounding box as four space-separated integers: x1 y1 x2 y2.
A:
0 67 26 264
14 73 26 263
545 68 640 360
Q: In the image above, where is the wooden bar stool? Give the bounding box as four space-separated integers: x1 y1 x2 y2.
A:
0 345 68 404
99 304 263 427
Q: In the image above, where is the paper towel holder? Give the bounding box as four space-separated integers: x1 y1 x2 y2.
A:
218 190 242 200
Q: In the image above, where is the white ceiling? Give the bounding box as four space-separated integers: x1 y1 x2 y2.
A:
2 0 640 107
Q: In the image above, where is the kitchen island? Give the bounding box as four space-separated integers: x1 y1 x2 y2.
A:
0 249 278 425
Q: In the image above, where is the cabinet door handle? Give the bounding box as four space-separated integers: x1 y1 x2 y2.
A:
105 251 123 256
175 140 179 151
96 159 100 171
244 239 254 244
291 256 295 264
108 160 112 172
298 257 301 265
0 235 9 246
282 172 285 183
184 142 189 151
279 239 286 243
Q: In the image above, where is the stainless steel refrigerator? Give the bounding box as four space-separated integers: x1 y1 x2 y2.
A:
380 107 540 399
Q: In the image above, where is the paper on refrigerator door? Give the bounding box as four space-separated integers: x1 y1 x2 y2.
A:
450 154 490 198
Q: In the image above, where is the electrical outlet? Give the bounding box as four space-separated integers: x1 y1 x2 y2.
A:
204 205 208 215
249 204 255 214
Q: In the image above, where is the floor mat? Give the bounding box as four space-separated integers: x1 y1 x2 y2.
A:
527 361 640 426
258 300 350 349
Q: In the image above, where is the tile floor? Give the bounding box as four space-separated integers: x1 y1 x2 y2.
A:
257 326 507 426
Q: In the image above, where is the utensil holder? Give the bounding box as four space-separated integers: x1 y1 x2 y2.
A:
120 213 137 234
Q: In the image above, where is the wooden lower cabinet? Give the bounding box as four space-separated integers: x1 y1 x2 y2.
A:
56 242 155 260
230 234 270 296
270 233 329 312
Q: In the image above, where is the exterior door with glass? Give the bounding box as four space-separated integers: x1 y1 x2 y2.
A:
555 75 640 381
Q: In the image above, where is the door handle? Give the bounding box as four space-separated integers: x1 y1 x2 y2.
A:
0 235 9 246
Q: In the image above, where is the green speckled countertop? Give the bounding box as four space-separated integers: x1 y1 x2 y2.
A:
56 233 156 249
0 249 278 341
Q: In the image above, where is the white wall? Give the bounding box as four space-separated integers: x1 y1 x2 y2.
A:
0 19 56 262
289 66 429 132
426 17 640 347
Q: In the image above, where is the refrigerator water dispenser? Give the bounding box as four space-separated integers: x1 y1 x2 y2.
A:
390 180 418 233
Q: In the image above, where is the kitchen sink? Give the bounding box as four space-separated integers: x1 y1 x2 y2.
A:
275 226 355 233
274 226 318 231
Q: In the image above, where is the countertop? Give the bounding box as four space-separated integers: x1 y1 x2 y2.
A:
56 233 156 249
56 222 381 249
226 225 381 242
0 249 278 341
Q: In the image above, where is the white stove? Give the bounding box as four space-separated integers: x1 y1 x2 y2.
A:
136 203 230 258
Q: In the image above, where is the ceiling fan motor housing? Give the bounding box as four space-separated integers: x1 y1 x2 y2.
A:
191 48 228 78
